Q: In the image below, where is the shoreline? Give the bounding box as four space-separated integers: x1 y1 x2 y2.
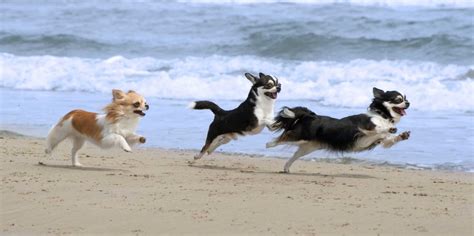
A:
1 128 472 173
1 130 473 235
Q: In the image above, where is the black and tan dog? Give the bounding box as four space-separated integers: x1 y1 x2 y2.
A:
189 72 281 160
267 87 410 173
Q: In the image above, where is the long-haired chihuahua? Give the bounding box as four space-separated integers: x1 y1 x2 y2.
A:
43 89 149 167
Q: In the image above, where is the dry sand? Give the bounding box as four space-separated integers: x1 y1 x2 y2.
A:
1 130 473 235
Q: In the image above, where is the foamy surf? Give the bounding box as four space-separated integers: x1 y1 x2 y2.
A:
1 53 472 111
176 0 474 8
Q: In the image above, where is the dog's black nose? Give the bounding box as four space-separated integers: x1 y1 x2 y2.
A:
405 101 410 108
145 104 149 110
277 84 281 93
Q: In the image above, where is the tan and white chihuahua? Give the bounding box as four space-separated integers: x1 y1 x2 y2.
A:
44 89 149 167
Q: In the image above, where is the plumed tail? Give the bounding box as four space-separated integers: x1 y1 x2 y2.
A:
188 101 226 116
272 106 317 132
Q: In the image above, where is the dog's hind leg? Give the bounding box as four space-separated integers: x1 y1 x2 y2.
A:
283 142 319 173
195 141 211 160
45 124 71 154
207 134 232 154
42 122 72 165
195 127 225 160
71 137 85 167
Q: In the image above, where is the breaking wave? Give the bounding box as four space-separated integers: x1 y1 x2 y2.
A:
1 53 473 111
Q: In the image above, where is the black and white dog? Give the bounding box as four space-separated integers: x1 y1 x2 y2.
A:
189 73 281 160
267 87 410 173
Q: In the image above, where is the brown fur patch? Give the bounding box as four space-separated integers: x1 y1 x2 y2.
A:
63 110 102 142
58 111 74 127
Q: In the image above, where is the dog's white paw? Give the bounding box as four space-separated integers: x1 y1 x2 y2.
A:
73 162 83 167
123 147 132 153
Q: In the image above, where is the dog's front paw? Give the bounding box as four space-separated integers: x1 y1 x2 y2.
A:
139 137 146 144
123 147 132 153
267 124 278 131
399 131 410 140
266 141 277 148
389 127 397 134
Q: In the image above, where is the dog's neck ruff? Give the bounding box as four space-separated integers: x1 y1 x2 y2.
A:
368 101 394 123
368 107 394 123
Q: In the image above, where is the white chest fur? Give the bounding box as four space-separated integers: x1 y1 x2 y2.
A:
98 114 140 137
247 95 275 135
253 95 275 125
369 113 395 133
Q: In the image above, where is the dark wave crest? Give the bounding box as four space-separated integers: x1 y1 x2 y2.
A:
245 32 474 64
0 33 114 57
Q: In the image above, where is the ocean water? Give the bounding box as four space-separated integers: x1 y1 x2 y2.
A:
0 0 473 171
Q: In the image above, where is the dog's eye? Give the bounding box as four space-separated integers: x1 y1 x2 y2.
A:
394 98 403 104
264 83 273 89
133 102 140 108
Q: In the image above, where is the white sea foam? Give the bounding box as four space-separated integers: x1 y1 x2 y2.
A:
176 0 474 8
1 53 473 111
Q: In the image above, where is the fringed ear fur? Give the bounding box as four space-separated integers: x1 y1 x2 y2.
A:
373 87 384 99
245 73 258 84
112 89 126 101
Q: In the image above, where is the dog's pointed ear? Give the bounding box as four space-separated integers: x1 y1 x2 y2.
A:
245 73 258 84
259 72 266 78
112 89 126 101
373 87 384 98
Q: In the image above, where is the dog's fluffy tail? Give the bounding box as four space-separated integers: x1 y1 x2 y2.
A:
272 106 316 132
188 101 226 116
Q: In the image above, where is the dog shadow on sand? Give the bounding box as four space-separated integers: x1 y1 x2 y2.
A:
36 162 127 172
188 163 375 179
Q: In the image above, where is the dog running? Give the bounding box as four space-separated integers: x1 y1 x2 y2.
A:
267 87 410 173
44 89 149 166
189 72 281 160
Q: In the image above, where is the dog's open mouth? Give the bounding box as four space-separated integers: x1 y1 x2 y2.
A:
264 92 278 99
392 107 407 116
134 110 146 116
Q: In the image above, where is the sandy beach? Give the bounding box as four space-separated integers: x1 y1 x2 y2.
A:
0 130 472 235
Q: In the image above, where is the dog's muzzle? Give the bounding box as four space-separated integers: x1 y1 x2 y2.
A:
264 84 281 99
134 110 146 116
393 101 409 116
264 91 278 99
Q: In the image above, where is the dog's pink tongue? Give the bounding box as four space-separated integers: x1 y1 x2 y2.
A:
401 109 406 116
